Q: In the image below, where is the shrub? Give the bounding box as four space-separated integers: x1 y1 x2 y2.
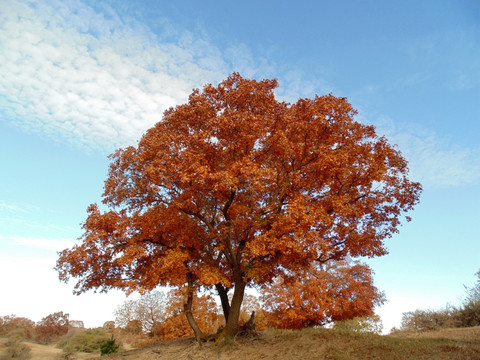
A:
1 339 31 360
395 270 480 333
100 336 120 356
58 328 110 353
459 297 480 327
458 270 480 327
333 315 383 334
103 321 115 331
400 307 461 332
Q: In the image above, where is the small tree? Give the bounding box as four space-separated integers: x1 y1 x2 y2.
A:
114 300 137 329
35 311 69 343
261 260 385 329
100 336 120 356
114 291 167 333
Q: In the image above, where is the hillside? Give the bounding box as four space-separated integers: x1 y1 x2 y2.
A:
98 327 480 360
2 327 479 359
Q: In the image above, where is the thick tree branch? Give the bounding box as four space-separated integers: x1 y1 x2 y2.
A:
222 190 236 221
178 207 215 232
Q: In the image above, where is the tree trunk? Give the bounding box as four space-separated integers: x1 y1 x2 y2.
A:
183 275 204 342
221 274 246 338
215 283 230 322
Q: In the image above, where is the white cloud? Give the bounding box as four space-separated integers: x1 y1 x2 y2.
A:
393 132 480 188
11 236 75 252
0 0 336 153
0 0 229 151
368 116 480 189
6 0 473 191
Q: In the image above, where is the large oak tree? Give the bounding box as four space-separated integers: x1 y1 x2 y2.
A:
56 73 421 339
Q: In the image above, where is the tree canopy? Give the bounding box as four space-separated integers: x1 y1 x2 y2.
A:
56 73 421 338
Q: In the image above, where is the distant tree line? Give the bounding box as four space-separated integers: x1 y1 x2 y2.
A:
0 311 119 359
0 311 70 344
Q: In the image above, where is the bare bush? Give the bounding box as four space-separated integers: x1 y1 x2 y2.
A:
1 339 31 360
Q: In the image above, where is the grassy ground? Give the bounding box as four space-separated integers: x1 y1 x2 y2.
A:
2 327 479 359
390 326 480 342
101 326 480 360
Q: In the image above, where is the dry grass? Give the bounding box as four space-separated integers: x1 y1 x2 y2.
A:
2 327 479 360
390 326 480 342
95 326 480 360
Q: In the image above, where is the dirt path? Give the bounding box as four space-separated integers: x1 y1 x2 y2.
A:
0 338 100 359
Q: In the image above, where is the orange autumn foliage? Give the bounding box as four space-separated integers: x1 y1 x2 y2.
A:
56 73 421 337
0 316 35 339
262 261 385 329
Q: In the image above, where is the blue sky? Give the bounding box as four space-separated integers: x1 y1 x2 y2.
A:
0 0 479 332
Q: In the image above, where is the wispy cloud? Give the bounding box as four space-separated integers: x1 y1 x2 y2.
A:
10 236 75 252
400 30 480 92
0 201 76 236
275 69 334 102
374 118 480 189
0 0 230 151
0 200 38 213
0 215 76 234
0 202 24 213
